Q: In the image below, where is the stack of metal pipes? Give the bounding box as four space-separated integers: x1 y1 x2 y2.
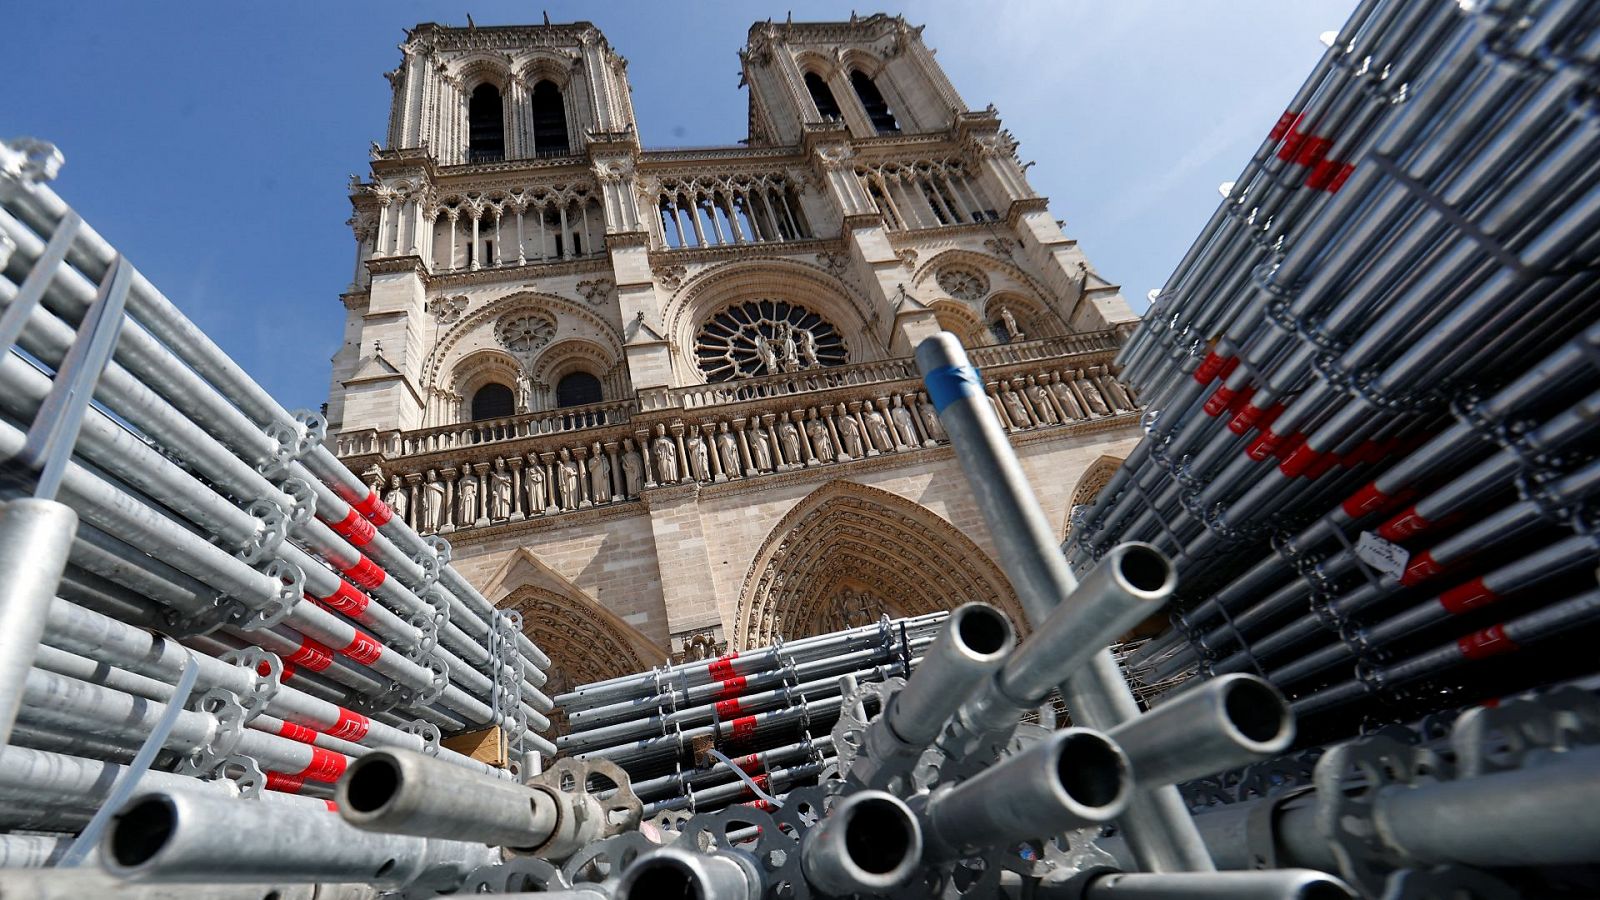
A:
0 137 554 872
1072 0 1600 729
555 613 946 818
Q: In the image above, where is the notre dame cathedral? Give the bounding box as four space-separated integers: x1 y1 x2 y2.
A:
326 14 1144 703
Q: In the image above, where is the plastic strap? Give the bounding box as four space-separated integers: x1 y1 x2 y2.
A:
62 650 201 866
705 747 784 810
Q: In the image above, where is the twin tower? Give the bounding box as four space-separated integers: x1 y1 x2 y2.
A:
327 15 1142 695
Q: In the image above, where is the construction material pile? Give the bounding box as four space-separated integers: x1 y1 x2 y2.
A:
6 0 1600 896
1073 0 1600 741
0 136 552 871
556 613 942 821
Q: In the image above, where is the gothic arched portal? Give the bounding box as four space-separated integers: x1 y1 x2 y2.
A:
500 585 665 734
1062 454 1124 541
733 480 1023 648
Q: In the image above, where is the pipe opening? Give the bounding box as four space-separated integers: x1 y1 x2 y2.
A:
844 797 914 875
621 856 703 900
1225 679 1289 744
109 796 177 868
955 606 1009 656
1300 880 1356 900
1116 544 1171 593
345 756 401 814
1054 733 1125 809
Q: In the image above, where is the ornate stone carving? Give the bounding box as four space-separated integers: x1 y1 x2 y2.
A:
557 448 581 510
937 265 988 301
651 423 678 484
693 300 847 382
656 264 689 289
576 278 613 304
426 295 468 324
495 311 557 354
815 250 850 277
422 470 445 533
384 475 408 523
489 457 513 520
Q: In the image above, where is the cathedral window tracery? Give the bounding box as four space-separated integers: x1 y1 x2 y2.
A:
468 83 506 162
530 79 570 156
470 382 515 420
804 72 843 122
694 299 847 382
936 265 988 301
555 371 603 407
849 69 899 134
495 311 557 354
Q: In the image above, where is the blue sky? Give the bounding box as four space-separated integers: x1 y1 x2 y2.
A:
4 1 1354 413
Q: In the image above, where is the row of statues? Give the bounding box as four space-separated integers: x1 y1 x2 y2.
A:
374 366 1135 534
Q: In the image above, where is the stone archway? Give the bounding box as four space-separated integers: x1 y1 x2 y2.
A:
479 547 667 731
499 585 662 698
733 480 1024 648
1062 454 1124 540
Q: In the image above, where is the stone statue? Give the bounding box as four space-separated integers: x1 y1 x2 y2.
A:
1049 374 1086 419
422 470 444 533
889 395 920 446
806 416 834 461
779 323 800 372
754 333 778 375
798 328 819 368
384 475 408 524
457 464 478 524
917 392 946 440
1029 378 1059 424
557 448 580 510
515 368 533 411
1076 369 1111 415
589 442 611 502
525 454 547 512
836 404 865 459
749 421 773 471
687 433 711 482
999 306 1024 341
652 423 678 484
621 441 643 496
778 416 804 466
864 404 894 451
1001 388 1031 427
715 422 741 476
1097 369 1136 410
489 457 512 519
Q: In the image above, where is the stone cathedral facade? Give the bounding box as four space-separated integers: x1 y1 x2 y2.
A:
327 15 1143 706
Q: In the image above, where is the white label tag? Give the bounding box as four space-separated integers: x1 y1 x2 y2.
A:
1355 530 1410 580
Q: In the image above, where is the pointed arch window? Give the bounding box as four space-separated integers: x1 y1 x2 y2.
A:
470 382 515 420
804 72 842 122
468 84 505 162
850 70 899 134
530 80 570 157
555 372 602 408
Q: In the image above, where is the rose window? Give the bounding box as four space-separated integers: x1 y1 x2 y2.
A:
937 265 988 301
694 300 847 382
495 312 556 354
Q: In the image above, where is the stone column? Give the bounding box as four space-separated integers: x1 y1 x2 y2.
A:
403 473 422 529
539 452 559 515
574 446 594 509
636 428 658 489
439 468 457 532
604 440 623 501
508 456 526 521
471 463 491 526
732 416 754 475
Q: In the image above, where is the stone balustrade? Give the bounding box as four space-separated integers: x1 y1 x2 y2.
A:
343 341 1139 539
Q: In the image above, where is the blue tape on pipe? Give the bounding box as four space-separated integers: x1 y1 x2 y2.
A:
925 364 984 413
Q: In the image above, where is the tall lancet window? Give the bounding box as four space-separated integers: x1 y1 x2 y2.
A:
850 70 899 134
531 80 570 156
468 84 505 162
804 72 842 121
